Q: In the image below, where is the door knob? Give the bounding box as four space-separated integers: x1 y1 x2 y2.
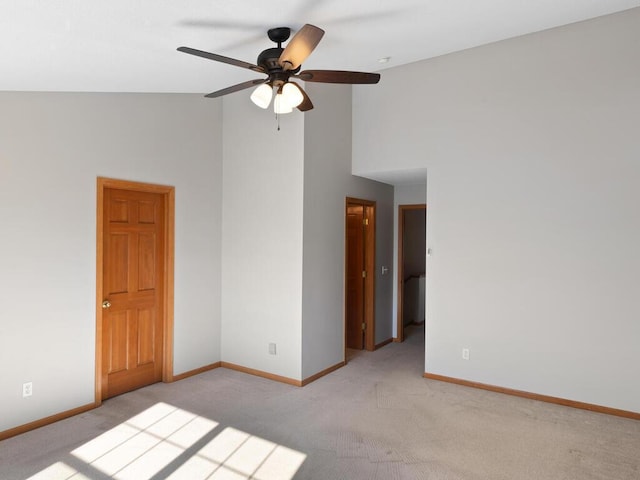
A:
102 300 111 309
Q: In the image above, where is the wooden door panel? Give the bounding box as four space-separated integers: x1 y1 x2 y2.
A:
137 233 156 291
107 233 130 294
109 198 129 223
137 200 157 224
102 187 164 399
106 311 129 374
137 308 156 366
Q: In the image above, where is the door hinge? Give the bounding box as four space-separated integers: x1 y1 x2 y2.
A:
363 218 369 226
362 270 367 278
362 322 366 330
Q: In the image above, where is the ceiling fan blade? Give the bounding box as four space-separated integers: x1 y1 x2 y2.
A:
289 82 314 112
205 79 268 99
295 70 380 84
177 46 265 73
279 24 325 71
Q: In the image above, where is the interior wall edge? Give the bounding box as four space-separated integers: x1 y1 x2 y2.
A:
220 362 303 387
300 361 346 387
170 362 222 382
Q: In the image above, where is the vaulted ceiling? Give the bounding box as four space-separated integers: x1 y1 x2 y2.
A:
2 1 639 94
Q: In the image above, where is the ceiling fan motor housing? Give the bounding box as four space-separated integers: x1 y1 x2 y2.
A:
257 47 300 87
257 47 284 72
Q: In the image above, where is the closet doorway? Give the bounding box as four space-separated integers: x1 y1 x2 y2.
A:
397 204 426 342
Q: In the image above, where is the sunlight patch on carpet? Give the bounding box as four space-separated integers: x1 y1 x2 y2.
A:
26 402 306 480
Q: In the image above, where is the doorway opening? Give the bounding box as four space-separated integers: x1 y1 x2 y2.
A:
397 204 426 343
345 197 376 353
96 177 175 403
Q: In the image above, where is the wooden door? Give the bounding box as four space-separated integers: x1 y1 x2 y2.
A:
101 187 165 399
346 205 365 349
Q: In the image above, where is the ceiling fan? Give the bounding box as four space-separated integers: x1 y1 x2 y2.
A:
177 24 380 113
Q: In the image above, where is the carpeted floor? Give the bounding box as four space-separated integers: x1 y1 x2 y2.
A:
1 325 639 479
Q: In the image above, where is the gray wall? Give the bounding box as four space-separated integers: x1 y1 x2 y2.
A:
353 9 640 412
219 83 394 382
302 84 394 378
221 90 305 380
0 92 223 431
0 86 391 436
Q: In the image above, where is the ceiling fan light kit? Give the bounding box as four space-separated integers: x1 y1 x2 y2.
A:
250 83 273 109
178 24 381 114
249 81 304 112
273 91 294 114
281 82 304 107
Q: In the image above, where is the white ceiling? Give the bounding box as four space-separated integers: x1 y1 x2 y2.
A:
1 0 639 94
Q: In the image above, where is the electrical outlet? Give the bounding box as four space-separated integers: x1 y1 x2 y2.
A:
22 382 33 397
268 343 277 355
462 348 470 361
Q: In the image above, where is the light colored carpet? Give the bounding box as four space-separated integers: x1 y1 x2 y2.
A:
1 326 639 479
